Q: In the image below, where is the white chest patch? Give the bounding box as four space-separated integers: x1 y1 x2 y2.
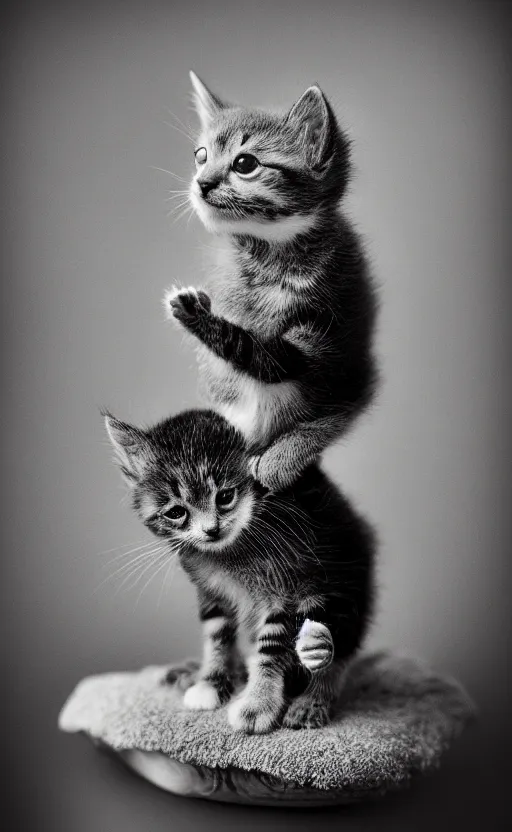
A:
205 570 253 617
218 367 300 447
204 570 270 654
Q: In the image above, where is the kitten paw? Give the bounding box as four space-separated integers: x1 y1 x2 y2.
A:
163 658 200 691
248 456 271 496
182 680 221 711
296 619 334 672
252 446 304 492
283 697 331 730
164 286 211 328
227 694 282 734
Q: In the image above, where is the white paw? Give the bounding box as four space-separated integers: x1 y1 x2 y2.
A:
182 680 221 711
227 694 280 734
296 619 334 672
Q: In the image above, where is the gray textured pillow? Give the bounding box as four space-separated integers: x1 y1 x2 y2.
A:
58 651 475 806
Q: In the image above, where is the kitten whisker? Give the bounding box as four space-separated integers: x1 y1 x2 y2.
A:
135 552 175 607
163 120 194 144
93 545 166 593
166 198 191 216
249 522 295 592
150 165 187 183
117 550 168 597
164 190 191 200
99 540 164 567
171 205 195 226
157 552 179 610
96 538 152 558
163 107 195 142
104 546 165 574
264 508 319 564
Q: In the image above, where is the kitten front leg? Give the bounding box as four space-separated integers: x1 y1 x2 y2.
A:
182 596 237 711
227 610 293 734
165 287 308 383
252 414 346 491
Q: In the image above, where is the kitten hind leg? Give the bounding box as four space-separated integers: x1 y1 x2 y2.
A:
283 660 346 729
164 658 201 691
251 414 346 491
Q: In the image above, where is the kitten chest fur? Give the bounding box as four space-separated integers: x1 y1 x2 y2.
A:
198 239 308 448
198 562 292 656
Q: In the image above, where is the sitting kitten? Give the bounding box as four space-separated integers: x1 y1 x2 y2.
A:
104 408 375 732
165 72 378 492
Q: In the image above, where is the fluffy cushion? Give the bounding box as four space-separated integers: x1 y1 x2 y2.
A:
58 651 475 806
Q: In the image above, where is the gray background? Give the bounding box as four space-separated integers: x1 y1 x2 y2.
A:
2 0 511 829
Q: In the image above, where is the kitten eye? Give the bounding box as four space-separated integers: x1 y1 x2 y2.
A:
194 147 207 165
162 505 188 523
232 154 260 178
216 487 237 511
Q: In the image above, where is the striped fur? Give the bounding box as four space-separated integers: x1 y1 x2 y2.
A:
105 409 376 733
182 595 237 710
165 74 378 492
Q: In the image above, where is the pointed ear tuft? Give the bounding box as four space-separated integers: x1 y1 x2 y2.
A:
103 410 149 484
286 85 336 170
189 70 226 128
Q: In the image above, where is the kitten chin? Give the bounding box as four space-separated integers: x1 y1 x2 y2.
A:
192 534 238 554
190 186 319 243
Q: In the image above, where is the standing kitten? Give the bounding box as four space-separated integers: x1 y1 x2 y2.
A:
165 72 378 492
104 408 375 733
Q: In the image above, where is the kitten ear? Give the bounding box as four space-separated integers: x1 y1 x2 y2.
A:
189 70 226 128
103 411 150 484
286 85 336 170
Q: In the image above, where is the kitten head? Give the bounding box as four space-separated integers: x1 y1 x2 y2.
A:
187 71 351 241
104 409 257 553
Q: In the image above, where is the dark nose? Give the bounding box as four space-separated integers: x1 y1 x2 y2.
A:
198 179 218 198
203 525 220 540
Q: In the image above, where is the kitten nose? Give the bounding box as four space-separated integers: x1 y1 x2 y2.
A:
203 525 220 540
198 179 218 198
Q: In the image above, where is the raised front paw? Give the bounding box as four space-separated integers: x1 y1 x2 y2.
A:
296 619 334 672
164 286 211 329
283 695 331 730
227 692 282 735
